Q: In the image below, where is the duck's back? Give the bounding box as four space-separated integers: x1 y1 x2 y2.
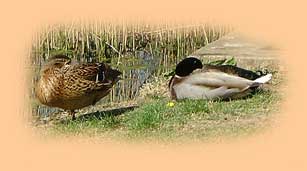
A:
203 64 262 80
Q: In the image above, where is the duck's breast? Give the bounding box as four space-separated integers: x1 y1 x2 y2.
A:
173 81 246 100
35 74 63 105
173 81 213 99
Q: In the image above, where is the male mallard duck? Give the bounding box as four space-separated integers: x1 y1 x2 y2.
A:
35 54 122 120
169 57 272 100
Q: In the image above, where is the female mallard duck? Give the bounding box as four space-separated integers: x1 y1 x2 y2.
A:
169 57 272 100
35 54 122 120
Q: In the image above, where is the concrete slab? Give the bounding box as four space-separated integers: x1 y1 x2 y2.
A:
192 32 282 69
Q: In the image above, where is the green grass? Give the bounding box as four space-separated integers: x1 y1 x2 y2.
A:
45 88 281 143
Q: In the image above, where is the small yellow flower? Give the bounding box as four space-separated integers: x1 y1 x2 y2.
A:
167 102 175 107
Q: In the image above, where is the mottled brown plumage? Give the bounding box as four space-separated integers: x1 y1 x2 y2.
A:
35 54 121 120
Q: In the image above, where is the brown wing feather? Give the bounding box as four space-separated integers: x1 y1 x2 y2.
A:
66 63 104 81
60 63 113 98
203 64 261 80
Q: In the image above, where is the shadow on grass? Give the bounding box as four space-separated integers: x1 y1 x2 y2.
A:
76 105 138 121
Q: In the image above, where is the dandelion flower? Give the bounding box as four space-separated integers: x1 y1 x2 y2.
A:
167 102 175 107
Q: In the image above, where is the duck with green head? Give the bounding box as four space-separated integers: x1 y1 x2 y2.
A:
168 57 272 100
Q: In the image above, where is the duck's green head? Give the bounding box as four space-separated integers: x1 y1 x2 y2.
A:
175 57 203 77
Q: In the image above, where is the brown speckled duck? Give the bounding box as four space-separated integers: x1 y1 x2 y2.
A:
35 54 121 120
169 57 272 100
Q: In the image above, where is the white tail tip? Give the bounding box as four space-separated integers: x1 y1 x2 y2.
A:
254 74 272 84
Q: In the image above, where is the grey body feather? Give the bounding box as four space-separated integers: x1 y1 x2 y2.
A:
171 69 270 100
